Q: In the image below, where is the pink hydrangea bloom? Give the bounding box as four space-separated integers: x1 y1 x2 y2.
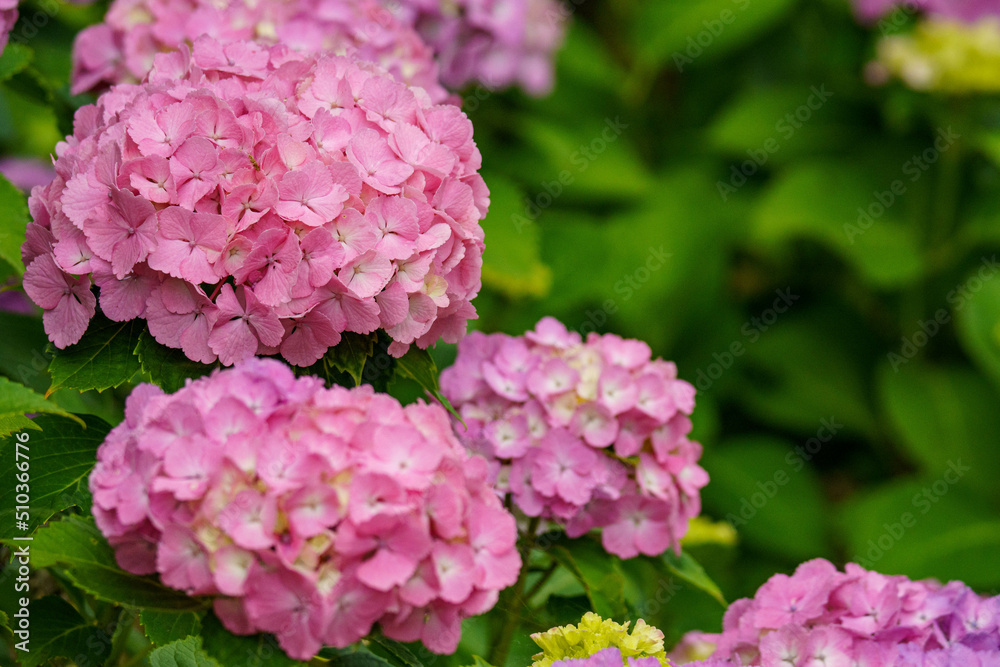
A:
854 0 1000 23
70 0 448 102
25 38 487 364
674 559 1000 667
386 0 566 94
0 0 16 54
89 359 520 660
0 157 55 192
440 317 707 559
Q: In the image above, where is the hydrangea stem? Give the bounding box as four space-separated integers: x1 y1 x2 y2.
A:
490 517 540 667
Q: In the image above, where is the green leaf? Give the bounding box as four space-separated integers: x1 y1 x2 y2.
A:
956 268 1000 391
149 637 221 667
549 539 627 619
199 612 306 667
878 362 1000 504
141 610 204 647
327 653 395 667
0 413 110 535
752 161 924 287
479 172 552 299
136 330 217 393
30 516 208 611
47 314 144 395
5 67 76 137
0 312 54 393
0 43 33 83
0 173 29 275
0 376 84 437
633 0 796 69
17 597 106 667
661 549 727 607
700 436 832 561
329 332 377 386
394 346 462 421
367 635 425 667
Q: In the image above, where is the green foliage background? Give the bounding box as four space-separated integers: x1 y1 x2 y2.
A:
2 0 1000 664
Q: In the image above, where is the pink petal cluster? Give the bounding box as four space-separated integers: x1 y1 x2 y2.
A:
386 0 566 94
675 559 1000 667
24 38 487 363
89 359 520 660
440 317 707 560
854 0 1000 23
0 0 16 53
70 0 448 102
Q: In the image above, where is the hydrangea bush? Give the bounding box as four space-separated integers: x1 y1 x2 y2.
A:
71 0 449 102
89 359 520 658
23 37 487 365
441 317 708 559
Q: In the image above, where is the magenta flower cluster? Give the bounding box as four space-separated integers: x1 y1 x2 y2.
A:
678 559 1000 666
854 0 1000 23
440 317 707 560
23 37 488 365
89 359 520 659
70 0 448 103
388 0 566 94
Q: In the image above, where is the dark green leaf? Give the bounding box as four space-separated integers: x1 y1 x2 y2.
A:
661 549 727 607
30 516 208 611
200 612 306 667
0 174 28 275
549 540 627 619
47 314 144 395
141 610 204 647
149 637 221 667
17 597 106 667
135 330 217 393
327 653 395 667
367 635 425 667
0 413 110 535
329 332 377 386
956 270 1000 391
0 43 32 83
0 312 53 393
394 346 461 421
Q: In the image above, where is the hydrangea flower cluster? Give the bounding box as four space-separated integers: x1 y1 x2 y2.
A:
0 0 16 53
386 0 566 94
870 19 1000 92
532 613 670 667
89 359 520 659
440 317 707 560
673 559 1000 666
23 37 488 364
70 0 448 102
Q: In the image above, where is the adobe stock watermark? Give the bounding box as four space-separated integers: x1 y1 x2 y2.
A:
844 127 960 244
693 288 799 391
725 417 843 529
512 117 630 232
875 1 921 36
888 256 999 371
576 246 672 335
855 459 969 569
9 0 62 45
672 0 752 72
717 85 834 201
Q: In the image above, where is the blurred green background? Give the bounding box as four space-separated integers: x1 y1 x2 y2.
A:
3 0 1000 662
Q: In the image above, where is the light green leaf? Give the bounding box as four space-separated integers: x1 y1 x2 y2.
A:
17 597 106 667
47 314 144 395
661 549 727 607
878 362 1000 504
0 376 83 437
0 413 110 535
0 174 28 275
30 516 208 611
0 43 33 83
480 172 551 299
141 610 204 647
135 330 217 393
149 637 221 667
394 346 461 421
